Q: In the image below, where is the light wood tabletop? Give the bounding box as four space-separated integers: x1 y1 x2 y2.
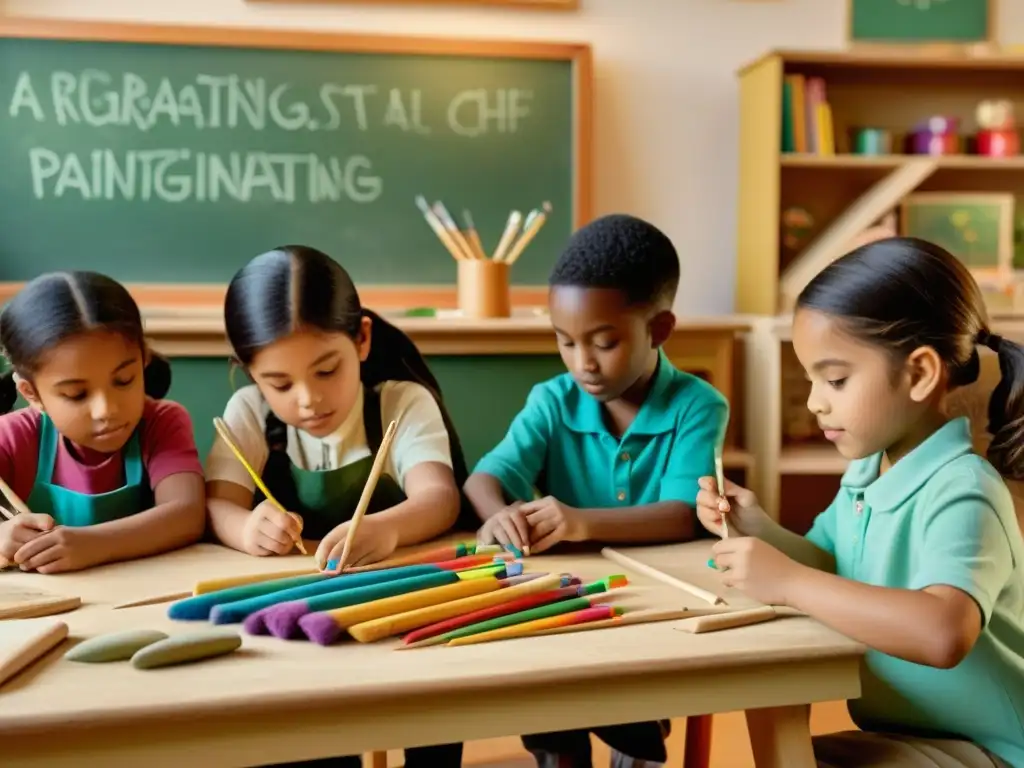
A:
0 539 863 767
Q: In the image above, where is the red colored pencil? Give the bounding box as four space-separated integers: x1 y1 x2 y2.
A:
402 586 580 645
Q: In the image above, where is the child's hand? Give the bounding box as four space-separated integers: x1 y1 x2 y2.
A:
13 525 105 574
710 536 804 607
318 514 399 572
519 496 586 554
695 476 768 538
0 513 55 568
477 504 531 555
242 500 303 557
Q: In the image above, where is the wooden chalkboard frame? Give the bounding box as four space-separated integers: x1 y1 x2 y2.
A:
0 16 592 311
846 0 997 46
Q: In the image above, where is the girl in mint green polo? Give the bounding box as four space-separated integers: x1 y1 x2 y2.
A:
697 237 1024 768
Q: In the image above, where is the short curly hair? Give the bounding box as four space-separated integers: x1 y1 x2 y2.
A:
548 213 679 307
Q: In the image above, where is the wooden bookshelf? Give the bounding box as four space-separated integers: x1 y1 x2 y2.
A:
736 48 1024 316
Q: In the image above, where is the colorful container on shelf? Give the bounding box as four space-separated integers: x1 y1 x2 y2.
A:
976 100 1019 157
907 116 961 156
850 127 892 155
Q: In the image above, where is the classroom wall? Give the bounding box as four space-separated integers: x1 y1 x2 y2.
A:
4 0 1023 315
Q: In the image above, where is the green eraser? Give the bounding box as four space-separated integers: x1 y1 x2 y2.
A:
404 307 437 317
707 558 716 569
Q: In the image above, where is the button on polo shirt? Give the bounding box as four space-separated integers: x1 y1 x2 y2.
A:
805 417 1024 768
473 350 729 510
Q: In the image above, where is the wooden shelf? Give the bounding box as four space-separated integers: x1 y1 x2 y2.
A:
779 444 847 475
782 154 1024 170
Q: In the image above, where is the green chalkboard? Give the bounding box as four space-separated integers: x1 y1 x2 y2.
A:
0 19 588 288
849 0 992 44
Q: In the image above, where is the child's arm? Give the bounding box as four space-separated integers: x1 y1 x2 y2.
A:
464 385 554 551
715 473 1010 669
14 402 207 573
520 396 730 552
317 383 460 567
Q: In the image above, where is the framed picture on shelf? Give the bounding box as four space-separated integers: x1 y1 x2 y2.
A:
900 192 1015 290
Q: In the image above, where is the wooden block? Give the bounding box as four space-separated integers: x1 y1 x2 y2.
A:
0 586 81 620
0 617 68 687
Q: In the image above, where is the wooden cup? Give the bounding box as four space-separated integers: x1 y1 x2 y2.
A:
457 260 511 319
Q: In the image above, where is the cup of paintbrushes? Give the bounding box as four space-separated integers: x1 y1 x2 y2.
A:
457 259 511 319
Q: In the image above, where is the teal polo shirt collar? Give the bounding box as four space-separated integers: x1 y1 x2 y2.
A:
563 349 676 436
840 417 974 511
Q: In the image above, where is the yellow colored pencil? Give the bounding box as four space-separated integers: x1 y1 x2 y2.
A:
213 417 306 555
446 604 619 647
347 573 562 643
329 577 502 630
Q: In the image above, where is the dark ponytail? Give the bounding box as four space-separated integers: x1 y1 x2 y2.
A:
224 246 475 528
0 271 171 414
797 236 1024 479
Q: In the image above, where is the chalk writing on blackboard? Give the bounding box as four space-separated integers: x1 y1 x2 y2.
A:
6 70 535 204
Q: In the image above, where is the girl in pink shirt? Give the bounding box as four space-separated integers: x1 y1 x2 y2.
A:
0 271 206 573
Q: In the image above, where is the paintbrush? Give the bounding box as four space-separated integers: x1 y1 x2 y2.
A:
213 418 306 555
326 419 398 573
502 202 551 265
447 604 621 646
715 445 728 539
490 210 523 262
415 196 465 260
432 201 476 260
461 209 487 259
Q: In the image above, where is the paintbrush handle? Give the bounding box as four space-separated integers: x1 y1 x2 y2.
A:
600 547 724 606
334 419 398 571
491 211 522 262
193 567 319 595
528 607 698 637
502 213 547 265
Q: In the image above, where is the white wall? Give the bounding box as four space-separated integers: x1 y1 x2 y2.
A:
3 0 1021 315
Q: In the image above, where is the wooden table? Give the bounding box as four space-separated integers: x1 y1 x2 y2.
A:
0 540 863 767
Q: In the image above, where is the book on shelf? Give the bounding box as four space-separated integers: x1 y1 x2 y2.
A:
782 74 834 156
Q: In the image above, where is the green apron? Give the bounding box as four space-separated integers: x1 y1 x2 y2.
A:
257 387 406 541
26 413 149 527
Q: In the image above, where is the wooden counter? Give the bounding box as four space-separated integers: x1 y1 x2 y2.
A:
0 540 861 767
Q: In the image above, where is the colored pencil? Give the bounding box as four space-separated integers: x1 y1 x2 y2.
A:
299 574 512 645
345 542 477 572
399 593 618 650
400 575 626 648
329 419 397 573
526 607 709 637
214 417 306 555
209 564 442 626
262 565 518 640
346 572 567 643
168 572 330 621
446 604 621 646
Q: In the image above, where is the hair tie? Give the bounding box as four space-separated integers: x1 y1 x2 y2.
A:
977 329 1003 352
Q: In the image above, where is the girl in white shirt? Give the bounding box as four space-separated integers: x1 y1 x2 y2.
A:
205 245 472 571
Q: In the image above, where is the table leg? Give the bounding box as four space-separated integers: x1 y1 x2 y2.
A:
746 704 815 768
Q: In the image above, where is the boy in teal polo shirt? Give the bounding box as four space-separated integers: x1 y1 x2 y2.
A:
696 238 1024 768
466 213 729 768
